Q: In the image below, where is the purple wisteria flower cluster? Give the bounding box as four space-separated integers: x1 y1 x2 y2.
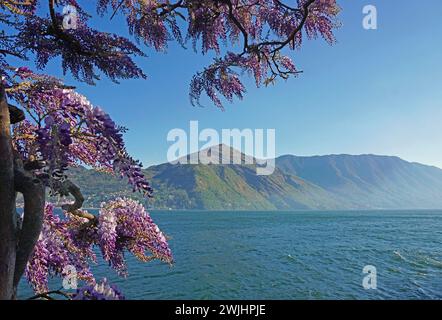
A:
26 203 95 294
26 198 172 295
99 198 173 274
72 279 125 300
16 0 146 84
9 68 153 197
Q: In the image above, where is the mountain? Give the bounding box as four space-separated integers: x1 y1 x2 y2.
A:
63 146 442 210
67 145 343 210
276 154 442 209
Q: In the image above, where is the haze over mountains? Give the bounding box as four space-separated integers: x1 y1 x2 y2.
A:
66 145 442 210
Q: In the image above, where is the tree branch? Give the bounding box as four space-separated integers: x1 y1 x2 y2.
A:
27 289 72 300
59 179 84 212
59 179 96 221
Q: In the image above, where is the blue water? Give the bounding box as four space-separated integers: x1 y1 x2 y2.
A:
18 210 442 299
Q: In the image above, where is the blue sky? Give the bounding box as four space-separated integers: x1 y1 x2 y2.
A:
35 0 442 168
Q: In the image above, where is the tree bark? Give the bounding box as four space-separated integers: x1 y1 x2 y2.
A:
0 84 17 300
13 157 45 294
0 85 45 300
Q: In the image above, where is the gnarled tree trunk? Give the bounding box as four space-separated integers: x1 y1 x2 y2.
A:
0 84 45 300
0 84 17 300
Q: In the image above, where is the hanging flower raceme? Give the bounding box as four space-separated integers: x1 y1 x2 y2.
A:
26 203 95 294
98 198 173 275
72 279 125 300
26 199 173 294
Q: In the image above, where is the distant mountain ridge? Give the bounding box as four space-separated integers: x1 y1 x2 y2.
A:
276 154 442 209
64 146 442 210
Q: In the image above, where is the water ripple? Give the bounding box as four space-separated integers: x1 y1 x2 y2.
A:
18 210 442 300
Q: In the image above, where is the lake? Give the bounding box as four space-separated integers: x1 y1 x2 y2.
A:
18 210 442 299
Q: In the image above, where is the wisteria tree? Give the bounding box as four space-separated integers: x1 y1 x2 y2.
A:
0 0 340 299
